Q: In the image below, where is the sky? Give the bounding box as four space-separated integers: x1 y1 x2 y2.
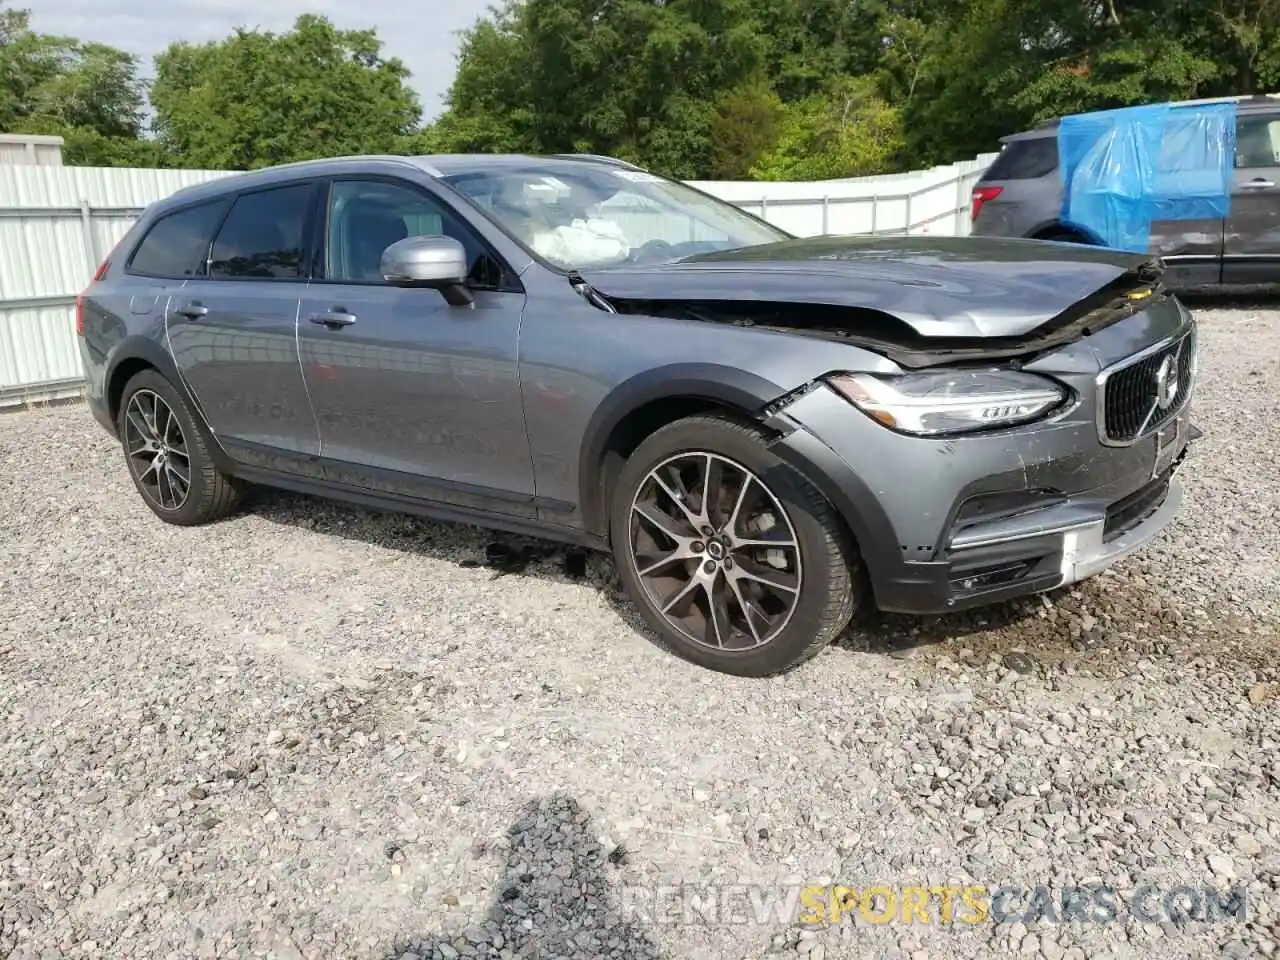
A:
27 0 496 122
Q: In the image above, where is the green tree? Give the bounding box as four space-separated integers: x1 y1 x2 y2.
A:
435 0 766 178
12 0 1280 178
149 13 421 169
895 0 1276 165
751 76 904 181
433 6 537 154
708 81 785 179
739 0 883 102
0 3 149 164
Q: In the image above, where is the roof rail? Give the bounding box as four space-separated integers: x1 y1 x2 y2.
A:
550 153 644 171
1029 92 1280 130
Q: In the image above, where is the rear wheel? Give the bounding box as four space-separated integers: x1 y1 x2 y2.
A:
116 369 243 525
609 415 861 677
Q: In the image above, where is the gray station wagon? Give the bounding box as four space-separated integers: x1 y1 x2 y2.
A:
77 153 1199 676
971 92 1280 290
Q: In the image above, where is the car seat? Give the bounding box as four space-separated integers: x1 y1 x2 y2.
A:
346 204 409 281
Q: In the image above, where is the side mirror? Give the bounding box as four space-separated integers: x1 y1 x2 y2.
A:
380 235 473 306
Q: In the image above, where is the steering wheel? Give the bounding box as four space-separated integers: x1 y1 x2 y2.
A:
629 238 675 263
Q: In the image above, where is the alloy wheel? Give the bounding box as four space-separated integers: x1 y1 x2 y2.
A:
123 389 192 511
628 451 803 650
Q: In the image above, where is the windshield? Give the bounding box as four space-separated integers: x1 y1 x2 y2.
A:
439 163 791 270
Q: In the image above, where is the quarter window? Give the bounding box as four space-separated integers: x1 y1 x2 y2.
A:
208 183 314 279
127 198 231 278
982 137 1060 180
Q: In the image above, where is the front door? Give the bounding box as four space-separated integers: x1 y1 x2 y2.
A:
165 180 322 474
1223 110 1280 284
296 176 535 516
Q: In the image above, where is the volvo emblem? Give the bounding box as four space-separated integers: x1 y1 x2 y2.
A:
1153 355 1179 410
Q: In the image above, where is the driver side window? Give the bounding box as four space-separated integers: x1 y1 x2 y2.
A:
324 178 511 288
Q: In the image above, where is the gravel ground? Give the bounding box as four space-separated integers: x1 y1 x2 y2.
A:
1 306 1278 960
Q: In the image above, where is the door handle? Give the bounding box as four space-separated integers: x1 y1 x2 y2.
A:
308 309 357 329
1240 179 1275 190
174 302 207 320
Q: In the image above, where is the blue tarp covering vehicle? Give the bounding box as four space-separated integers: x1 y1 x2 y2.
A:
1057 101 1237 252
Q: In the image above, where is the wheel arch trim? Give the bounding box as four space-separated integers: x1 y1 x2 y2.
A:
104 336 237 473
764 424 914 610
1026 218 1107 245
576 363 789 538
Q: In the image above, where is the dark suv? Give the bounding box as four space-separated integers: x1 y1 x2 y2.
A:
78 153 1199 677
971 93 1280 289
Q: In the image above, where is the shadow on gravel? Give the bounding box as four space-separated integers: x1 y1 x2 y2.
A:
838 593 1050 660
246 487 690 654
382 793 664 960
245 488 1072 667
246 488 602 581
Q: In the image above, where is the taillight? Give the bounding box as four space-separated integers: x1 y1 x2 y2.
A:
971 185 1004 222
75 258 113 337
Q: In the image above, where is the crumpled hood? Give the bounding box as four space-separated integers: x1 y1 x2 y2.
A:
578 235 1161 338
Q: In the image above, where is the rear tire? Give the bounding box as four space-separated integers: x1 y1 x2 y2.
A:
116 369 243 526
609 414 861 677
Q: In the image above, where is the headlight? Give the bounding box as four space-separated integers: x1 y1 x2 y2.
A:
826 369 1068 436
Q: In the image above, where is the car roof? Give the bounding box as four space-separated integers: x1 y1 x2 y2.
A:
1000 92 1280 143
153 152 646 213
416 153 643 173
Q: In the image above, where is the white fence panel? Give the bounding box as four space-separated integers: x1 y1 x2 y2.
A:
0 153 998 408
0 166 234 406
692 151 998 237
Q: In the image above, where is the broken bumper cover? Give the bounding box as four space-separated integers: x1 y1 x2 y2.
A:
863 470 1188 615
1059 475 1183 585
765 392 1196 616
937 465 1185 611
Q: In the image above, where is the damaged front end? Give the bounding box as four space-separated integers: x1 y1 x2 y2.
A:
572 240 1199 615
571 257 1168 371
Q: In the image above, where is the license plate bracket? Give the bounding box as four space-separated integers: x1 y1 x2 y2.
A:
1151 417 1185 480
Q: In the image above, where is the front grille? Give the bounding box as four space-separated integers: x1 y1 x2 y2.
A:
1100 327 1196 444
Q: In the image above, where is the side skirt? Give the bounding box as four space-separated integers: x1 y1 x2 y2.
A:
230 464 609 552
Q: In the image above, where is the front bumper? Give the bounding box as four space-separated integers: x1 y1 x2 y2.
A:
932 454 1188 612
767 386 1197 616
1061 471 1184 586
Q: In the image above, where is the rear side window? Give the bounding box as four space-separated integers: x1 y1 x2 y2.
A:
208 182 314 279
1235 114 1280 167
127 199 231 278
983 137 1060 180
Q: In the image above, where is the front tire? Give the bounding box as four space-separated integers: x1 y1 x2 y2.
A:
116 369 243 526
609 415 861 677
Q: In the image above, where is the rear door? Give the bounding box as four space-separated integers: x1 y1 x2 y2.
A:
120 195 229 359
166 180 323 476
1222 109 1280 284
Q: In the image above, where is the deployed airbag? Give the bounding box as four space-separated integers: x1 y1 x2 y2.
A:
530 217 631 265
1057 101 1236 253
